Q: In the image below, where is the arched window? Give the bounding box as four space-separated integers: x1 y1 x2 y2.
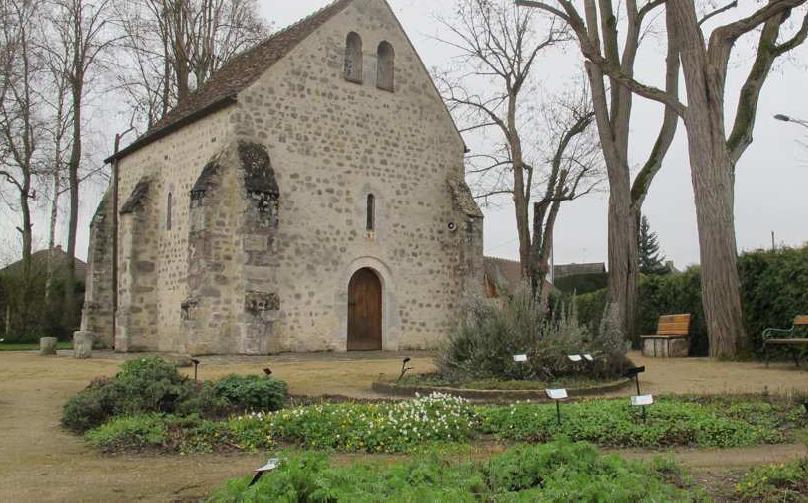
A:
166 192 173 230
344 32 363 83
366 194 375 231
376 41 394 91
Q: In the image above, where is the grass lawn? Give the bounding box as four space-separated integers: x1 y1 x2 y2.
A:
0 341 72 351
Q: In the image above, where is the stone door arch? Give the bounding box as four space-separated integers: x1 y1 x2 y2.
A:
347 268 382 351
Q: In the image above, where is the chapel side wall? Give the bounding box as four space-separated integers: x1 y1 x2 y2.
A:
232 0 481 351
114 108 234 352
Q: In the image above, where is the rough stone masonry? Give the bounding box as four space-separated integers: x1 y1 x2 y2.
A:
79 0 484 355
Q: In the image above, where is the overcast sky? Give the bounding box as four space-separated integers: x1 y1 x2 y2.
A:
3 0 806 269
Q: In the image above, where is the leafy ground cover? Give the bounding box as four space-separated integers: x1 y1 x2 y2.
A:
85 393 807 454
477 396 804 448
208 440 705 502
0 341 72 351
736 456 808 502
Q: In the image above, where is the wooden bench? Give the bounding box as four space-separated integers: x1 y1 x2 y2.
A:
763 315 808 367
640 314 691 358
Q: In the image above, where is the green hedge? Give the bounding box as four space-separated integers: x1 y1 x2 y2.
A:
575 246 808 356
554 272 609 295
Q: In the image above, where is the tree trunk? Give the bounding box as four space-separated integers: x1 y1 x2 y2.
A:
684 123 745 357
670 0 747 357
64 79 82 332
606 189 639 343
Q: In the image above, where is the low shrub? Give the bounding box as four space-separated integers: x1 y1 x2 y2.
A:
62 357 288 432
437 292 630 384
212 374 287 413
736 458 808 502
208 440 703 502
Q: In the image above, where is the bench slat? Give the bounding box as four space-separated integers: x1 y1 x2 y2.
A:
659 314 691 324
793 315 808 326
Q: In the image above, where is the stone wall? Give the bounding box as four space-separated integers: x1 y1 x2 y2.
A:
229 0 483 351
112 108 234 352
80 189 114 347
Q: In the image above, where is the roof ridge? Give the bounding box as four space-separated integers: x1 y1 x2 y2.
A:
109 0 354 163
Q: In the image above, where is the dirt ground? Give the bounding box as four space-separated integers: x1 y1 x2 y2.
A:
1 350 806 502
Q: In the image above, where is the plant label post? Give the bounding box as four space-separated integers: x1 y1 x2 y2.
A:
398 357 413 381
623 366 647 422
545 388 568 425
249 458 280 487
191 358 200 382
630 394 654 423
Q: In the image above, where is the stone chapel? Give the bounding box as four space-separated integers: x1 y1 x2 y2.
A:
78 0 484 355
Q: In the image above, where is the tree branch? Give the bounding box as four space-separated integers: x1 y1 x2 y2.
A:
698 0 738 26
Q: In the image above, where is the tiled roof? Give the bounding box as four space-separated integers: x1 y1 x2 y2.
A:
1 247 88 282
108 0 354 162
553 262 606 278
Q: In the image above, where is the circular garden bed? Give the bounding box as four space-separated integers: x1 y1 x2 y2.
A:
372 373 632 401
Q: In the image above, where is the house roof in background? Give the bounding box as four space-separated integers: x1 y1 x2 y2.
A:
552 262 606 278
0 247 88 282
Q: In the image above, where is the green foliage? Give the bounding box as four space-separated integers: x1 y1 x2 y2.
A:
477 397 792 448
639 215 669 275
62 357 288 432
207 440 702 502
437 293 630 383
0 258 85 342
575 246 808 356
85 414 167 452
85 414 246 454
212 374 287 413
85 395 805 455
736 458 808 502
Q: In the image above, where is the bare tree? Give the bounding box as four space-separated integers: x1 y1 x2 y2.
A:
436 0 575 286
114 0 267 127
530 87 601 303
0 0 45 327
42 0 116 328
517 0 681 343
522 0 808 357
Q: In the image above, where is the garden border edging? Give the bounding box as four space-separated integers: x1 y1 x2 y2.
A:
371 377 633 401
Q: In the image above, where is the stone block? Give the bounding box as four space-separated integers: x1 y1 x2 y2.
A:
39 337 58 356
73 331 95 359
641 336 689 358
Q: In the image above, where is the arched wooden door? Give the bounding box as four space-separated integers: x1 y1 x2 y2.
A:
347 268 382 351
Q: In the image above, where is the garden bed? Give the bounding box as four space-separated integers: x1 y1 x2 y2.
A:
82 393 808 455
208 440 703 502
372 373 632 400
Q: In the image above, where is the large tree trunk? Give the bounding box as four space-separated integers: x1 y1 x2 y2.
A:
671 0 746 357
606 187 639 343
684 123 746 357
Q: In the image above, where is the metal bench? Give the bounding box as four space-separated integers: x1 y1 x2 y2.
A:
763 315 808 367
640 314 691 358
